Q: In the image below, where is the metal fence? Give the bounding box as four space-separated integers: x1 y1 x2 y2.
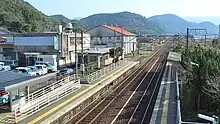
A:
12 75 81 123
87 59 128 83
176 72 211 124
176 72 181 124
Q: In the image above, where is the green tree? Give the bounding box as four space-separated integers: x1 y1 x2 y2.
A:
181 45 220 112
8 21 23 33
23 24 31 32
109 47 123 63
0 0 58 33
31 23 37 32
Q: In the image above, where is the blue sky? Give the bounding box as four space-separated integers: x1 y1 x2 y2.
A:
26 0 220 19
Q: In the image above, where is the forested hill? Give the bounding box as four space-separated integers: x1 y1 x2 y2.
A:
79 12 218 34
0 0 58 33
79 12 164 34
147 14 218 34
1 0 218 35
50 15 71 23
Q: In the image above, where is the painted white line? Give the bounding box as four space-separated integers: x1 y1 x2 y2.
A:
86 55 160 124
149 64 169 123
140 57 167 124
110 57 160 124
127 56 163 124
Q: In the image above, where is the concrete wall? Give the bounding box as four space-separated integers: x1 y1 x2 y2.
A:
67 33 90 51
14 36 56 46
0 54 3 60
88 26 122 46
60 33 90 65
14 36 58 53
124 36 137 54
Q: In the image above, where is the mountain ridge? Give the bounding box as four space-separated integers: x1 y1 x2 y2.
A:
1 0 218 35
76 12 218 34
147 14 218 34
185 16 220 25
50 15 71 23
51 12 218 34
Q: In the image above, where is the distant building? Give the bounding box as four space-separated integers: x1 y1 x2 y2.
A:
79 47 113 68
87 25 137 54
0 23 90 67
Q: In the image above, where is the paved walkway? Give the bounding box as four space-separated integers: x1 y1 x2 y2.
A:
150 62 177 124
16 61 138 124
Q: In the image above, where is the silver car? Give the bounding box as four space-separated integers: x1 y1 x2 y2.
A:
27 66 43 75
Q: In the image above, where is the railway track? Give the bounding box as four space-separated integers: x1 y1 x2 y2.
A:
115 50 168 124
69 45 169 124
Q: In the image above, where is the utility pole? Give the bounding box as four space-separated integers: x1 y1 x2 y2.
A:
75 30 77 75
187 28 207 52
186 28 189 53
204 34 207 47
218 24 220 39
137 32 140 55
114 31 116 63
121 27 124 58
80 30 84 77
133 41 134 57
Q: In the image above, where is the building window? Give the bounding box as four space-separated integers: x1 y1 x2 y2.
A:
70 37 75 45
108 36 111 40
117 36 121 40
38 58 43 61
91 36 94 40
100 36 103 40
70 37 75 41
90 56 97 62
105 55 109 59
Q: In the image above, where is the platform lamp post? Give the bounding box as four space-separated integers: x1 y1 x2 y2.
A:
113 30 116 64
80 30 85 77
74 28 78 78
121 26 124 60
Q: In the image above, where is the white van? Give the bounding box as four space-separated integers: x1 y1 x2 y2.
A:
0 60 18 69
34 65 48 75
35 61 57 73
0 62 11 71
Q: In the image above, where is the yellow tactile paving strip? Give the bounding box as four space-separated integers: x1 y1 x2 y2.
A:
160 63 172 124
27 62 138 124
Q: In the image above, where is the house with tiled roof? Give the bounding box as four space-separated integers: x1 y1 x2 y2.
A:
87 25 137 54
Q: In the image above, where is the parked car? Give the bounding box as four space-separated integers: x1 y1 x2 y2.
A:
57 68 75 76
27 66 43 75
35 61 57 73
0 62 11 71
15 67 37 76
0 60 18 69
34 65 48 75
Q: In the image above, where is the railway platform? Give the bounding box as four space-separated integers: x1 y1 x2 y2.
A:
150 52 181 124
18 60 139 124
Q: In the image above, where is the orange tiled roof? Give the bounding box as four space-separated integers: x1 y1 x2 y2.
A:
102 25 135 36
